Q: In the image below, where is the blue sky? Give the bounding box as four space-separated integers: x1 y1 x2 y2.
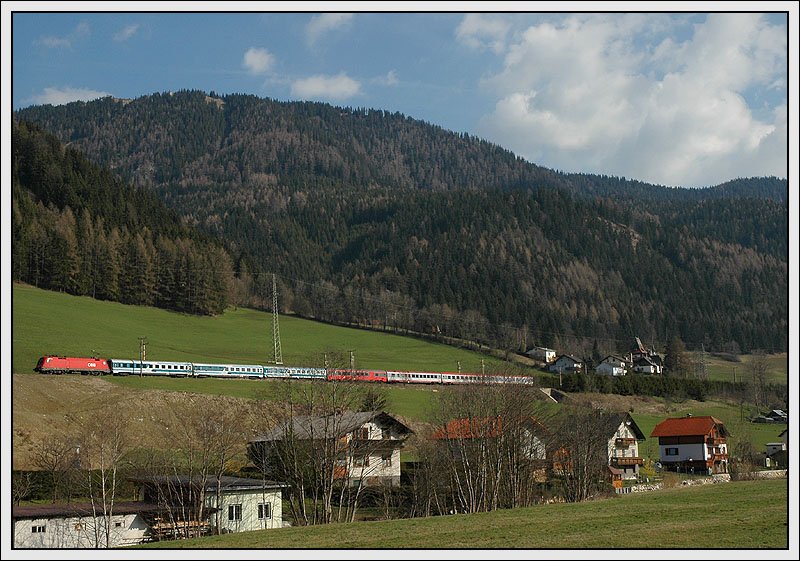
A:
5 4 795 188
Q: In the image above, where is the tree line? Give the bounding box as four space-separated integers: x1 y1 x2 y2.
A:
12 120 233 315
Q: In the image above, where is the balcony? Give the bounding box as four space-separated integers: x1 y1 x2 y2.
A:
709 437 727 446
611 457 644 467
615 438 637 448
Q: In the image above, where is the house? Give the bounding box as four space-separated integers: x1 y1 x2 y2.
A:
595 355 628 377
128 475 287 538
651 415 730 474
525 346 557 363
633 356 662 375
431 416 548 460
548 355 584 374
12 501 159 548
602 412 646 480
248 410 413 487
764 441 787 469
766 409 788 423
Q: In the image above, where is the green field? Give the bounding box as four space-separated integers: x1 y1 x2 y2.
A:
135 479 788 549
12 283 515 376
693 351 788 385
12 284 788 448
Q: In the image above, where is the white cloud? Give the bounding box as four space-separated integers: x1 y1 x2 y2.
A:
291 73 361 101
34 21 90 49
29 86 112 106
456 14 511 54
476 13 787 187
242 47 275 75
114 24 140 42
306 13 353 46
379 70 399 86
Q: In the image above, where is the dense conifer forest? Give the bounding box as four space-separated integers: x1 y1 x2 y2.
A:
14 91 788 354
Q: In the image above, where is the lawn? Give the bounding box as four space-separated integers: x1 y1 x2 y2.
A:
135 479 788 549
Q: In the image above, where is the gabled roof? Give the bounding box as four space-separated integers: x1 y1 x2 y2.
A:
12 501 162 520
555 354 582 364
601 355 627 364
600 411 646 440
251 410 412 442
128 475 288 492
650 415 730 438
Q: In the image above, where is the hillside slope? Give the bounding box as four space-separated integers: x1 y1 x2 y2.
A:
15 92 788 353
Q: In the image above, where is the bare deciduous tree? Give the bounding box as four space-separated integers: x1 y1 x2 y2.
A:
31 434 78 503
551 406 612 503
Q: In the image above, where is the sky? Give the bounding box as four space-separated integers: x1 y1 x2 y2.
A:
5 3 795 188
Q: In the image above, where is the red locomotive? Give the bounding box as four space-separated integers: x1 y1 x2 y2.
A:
34 355 111 375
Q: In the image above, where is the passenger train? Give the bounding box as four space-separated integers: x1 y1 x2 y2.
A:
34 355 537 386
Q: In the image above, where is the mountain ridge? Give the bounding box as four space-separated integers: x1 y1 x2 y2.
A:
14 90 788 354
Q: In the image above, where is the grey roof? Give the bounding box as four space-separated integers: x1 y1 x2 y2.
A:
13 501 162 520
128 475 287 492
251 410 413 442
602 411 646 441
556 355 582 364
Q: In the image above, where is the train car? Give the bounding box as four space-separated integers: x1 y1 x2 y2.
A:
389 370 443 384
35 356 111 375
108 359 194 377
191 363 265 379
327 369 388 383
263 366 327 380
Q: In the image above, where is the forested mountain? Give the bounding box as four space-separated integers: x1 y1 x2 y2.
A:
14 90 788 354
11 120 233 315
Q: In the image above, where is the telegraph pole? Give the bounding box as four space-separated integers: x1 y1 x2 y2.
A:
349 350 355 371
138 337 147 377
457 361 461 374
271 274 283 365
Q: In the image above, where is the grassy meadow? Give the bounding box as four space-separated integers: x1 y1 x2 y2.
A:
12 283 788 451
12 283 514 376
135 478 788 549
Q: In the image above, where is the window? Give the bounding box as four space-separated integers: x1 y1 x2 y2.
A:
353 455 370 467
382 428 391 440
382 452 393 467
31 525 46 533
115 521 123 528
258 503 272 520
665 447 679 456
228 504 242 521
354 427 369 440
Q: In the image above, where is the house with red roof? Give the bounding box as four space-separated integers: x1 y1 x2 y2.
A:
650 414 730 474
431 416 548 461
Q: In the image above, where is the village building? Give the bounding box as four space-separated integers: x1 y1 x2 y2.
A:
525 346 557 363
248 410 413 487
632 356 662 375
603 412 646 480
12 502 159 549
548 355 584 374
651 415 729 474
595 355 628 377
128 475 287 539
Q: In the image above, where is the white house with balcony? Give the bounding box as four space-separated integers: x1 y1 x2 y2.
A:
248 410 413 487
650 415 729 474
602 412 646 480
